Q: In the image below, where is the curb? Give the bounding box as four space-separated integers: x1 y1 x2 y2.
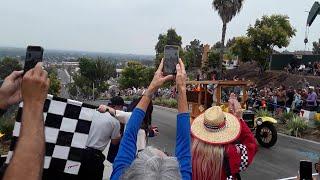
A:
154 105 320 145
153 105 178 113
277 133 320 145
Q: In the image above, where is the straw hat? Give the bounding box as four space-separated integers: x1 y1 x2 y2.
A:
191 106 241 145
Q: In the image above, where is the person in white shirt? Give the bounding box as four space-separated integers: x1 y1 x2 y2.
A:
79 106 121 180
98 97 158 152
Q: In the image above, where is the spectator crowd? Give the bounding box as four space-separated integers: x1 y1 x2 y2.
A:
285 61 320 76
246 81 320 115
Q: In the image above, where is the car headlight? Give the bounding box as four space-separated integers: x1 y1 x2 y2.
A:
256 119 263 126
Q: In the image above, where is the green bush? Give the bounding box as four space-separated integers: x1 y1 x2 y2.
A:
255 109 273 117
154 98 178 108
287 116 308 137
281 111 295 124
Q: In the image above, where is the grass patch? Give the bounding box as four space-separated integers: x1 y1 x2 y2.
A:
154 98 178 109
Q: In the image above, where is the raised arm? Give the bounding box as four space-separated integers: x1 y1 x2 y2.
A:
97 105 132 124
174 59 192 180
111 59 173 180
4 63 49 180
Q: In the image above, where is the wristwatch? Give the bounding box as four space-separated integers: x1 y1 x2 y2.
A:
143 90 154 99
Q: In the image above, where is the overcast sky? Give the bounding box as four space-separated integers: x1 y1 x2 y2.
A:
0 0 319 55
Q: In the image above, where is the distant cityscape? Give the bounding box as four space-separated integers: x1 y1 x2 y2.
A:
0 47 154 66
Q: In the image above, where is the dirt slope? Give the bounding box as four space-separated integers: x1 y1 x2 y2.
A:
225 62 320 89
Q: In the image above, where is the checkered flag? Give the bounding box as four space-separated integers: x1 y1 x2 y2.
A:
5 95 95 176
235 144 249 172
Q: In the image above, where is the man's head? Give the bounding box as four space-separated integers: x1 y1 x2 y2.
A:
109 96 124 110
121 147 181 180
308 86 315 93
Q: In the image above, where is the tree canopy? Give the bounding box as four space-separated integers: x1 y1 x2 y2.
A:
69 57 116 99
184 39 204 69
119 61 154 89
247 14 296 72
313 39 320 54
0 57 22 79
154 28 183 67
230 14 296 73
44 67 61 96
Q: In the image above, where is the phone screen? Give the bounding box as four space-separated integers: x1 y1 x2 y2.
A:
300 160 312 180
163 45 179 75
24 46 44 74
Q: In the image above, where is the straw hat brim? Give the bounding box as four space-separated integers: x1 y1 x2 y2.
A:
191 112 241 145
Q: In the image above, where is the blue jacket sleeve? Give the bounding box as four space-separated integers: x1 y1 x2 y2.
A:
110 108 145 180
175 113 192 180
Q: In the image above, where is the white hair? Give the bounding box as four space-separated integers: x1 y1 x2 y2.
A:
121 147 181 180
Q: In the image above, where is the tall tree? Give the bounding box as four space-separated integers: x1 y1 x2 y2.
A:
247 14 296 73
185 39 204 68
313 39 320 54
154 28 183 67
70 57 116 99
212 0 245 72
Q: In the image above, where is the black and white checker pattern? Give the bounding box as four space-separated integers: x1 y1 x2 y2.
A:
6 95 95 175
226 175 233 180
235 144 249 172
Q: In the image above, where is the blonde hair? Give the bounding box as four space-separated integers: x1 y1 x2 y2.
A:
192 138 224 180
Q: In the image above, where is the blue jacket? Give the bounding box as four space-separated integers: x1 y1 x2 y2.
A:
110 108 191 180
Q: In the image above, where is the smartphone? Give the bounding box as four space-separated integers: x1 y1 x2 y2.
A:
24 46 44 74
300 160 313 180
163 45 179 75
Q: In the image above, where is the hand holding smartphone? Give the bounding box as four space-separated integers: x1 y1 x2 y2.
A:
300 160 313 180
23 46 44 75
163 45 179 75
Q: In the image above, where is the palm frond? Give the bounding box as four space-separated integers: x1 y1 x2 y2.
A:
212 0 245 23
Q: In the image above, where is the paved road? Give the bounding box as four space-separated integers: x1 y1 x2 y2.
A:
57 69 70 99
149 107 320 180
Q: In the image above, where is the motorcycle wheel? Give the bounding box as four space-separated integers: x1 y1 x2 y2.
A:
256 122 277 148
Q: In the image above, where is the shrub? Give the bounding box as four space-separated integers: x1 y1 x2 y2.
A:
154 98 178 108
255 109 273 117
287 116 308 137
281 111 295 124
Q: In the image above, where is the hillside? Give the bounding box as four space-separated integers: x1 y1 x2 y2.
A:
225 62 320 88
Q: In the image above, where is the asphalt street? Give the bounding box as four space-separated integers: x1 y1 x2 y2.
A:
149 107 320 180
57 69 70 99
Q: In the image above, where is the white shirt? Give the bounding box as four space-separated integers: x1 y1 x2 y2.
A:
115 110 147 151
86 111 121 151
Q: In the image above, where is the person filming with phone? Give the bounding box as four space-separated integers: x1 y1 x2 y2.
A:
110 58 191 180
0 62 50 180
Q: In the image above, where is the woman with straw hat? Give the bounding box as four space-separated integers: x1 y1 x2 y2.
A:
191 106 258 180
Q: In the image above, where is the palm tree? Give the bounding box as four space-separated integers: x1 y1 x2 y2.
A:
212 0 244 72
